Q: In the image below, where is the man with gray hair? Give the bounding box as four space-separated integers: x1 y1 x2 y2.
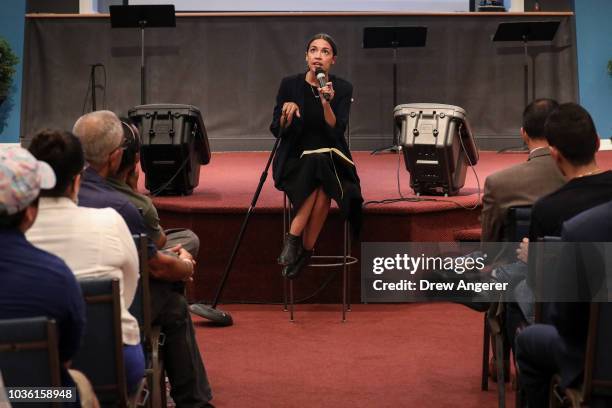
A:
74 110 214 407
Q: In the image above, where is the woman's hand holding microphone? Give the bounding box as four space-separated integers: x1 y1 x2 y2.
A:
317 82 334 104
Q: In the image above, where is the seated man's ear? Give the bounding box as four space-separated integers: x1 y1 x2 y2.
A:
548 146 566 177
520 127 529 145
22 203 39 232
72 173 82 199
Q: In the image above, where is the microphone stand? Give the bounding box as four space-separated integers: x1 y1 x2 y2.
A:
371 42 401 155
90 64 98 112
190 126 285 326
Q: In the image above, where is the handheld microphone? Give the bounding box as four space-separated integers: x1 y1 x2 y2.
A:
315 68 331 101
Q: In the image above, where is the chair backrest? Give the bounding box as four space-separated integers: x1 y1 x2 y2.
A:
530 235 562 323
0 317 61 389
504 205 533 242
129 234 153 353
583 303 612 403
490 205 533 263
72 278 128 406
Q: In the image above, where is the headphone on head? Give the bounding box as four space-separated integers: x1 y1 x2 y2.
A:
119 119 141 171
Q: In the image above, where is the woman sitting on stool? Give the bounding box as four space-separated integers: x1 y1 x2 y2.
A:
270 33 363 280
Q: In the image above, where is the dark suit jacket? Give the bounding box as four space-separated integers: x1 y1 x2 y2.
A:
563 199 612 241
530 171 612 241
480 147 565 243
528 171 612 295
269 72 355 188
545 199 612 389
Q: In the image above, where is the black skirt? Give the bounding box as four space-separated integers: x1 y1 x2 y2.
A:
279 152 363 236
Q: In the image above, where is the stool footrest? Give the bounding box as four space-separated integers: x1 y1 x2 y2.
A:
308 255 358 267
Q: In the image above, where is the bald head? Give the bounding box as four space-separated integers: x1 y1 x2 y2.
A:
73 110 123 167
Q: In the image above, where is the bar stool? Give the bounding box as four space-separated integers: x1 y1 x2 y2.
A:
281 101 357 322
281 196 358 322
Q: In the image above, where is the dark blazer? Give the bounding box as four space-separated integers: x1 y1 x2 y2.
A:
563 199 612 241
269 72 355 188
530 171 612 241
527 171 612 300
546 199 612 388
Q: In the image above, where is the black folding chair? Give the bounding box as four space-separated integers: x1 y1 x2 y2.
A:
550 303 612 407
481 205 532 408
129 234 165 408
72 278 132 407
0 317 61 408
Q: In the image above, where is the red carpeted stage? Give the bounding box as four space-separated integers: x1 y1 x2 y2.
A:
150 150 612 304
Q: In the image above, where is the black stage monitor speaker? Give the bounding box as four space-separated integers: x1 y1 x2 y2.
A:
394 103 478 196
128 104 210 196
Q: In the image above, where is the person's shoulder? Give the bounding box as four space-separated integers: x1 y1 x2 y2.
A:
97 183 140 212
117 198 143 224
532 185 565 215
592 170 612 184
80 205 127 225
330 75 352 91
101 206 133 228
95 207 135 246
280 73 303 85
276 74 304 97
485 159 530 188
564 199 612 238
134 189 154 207
83 185 142 226
80 177 128 207
27 244 76 283
487 153 562 190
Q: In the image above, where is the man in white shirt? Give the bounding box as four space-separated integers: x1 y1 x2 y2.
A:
26 130 144 396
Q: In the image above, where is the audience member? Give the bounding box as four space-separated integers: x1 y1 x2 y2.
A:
516 199 612 408
471 98 565 381
110 119 200 257
72 110 214 407
26 130 144 395
445 98 563 295
528 103 612 240
73 111 194 280
0 146 92 405
507 103 612 352
480 98 564 245
108 119 210 317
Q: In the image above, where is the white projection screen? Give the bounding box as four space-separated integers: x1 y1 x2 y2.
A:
128 0 470 12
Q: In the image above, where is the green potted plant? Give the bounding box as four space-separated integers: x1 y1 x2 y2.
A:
608 59 612 75
0 38 19 106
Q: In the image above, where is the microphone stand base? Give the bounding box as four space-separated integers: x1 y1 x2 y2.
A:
371 145 401 155
189 303 234 326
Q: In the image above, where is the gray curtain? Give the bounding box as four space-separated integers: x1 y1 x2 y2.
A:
21 14 577 150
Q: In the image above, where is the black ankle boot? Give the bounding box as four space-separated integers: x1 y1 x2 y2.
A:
282 249 313 280
278 233 302 266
